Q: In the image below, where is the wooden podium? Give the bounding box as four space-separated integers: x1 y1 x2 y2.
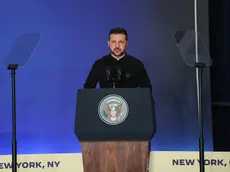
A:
74 88 155 172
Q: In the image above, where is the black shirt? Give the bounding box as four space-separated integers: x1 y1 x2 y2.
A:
83 54 152 91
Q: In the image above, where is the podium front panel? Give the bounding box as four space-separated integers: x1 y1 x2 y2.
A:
75 88 155 141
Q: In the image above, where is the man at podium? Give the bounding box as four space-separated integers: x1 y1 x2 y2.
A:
83 27 152 91
77 27 154 172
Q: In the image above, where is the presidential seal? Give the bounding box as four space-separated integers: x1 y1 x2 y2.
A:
98 94 129 125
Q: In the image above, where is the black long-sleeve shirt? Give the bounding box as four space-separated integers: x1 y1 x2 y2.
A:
83 54 152 91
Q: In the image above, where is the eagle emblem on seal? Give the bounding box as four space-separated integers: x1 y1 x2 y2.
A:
104 103 123 121
98 94 129 125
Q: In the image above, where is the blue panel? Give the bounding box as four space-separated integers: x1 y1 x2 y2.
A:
0 0 213 155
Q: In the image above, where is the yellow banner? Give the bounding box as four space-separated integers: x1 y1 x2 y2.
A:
0 152 230 172
150 151 230 172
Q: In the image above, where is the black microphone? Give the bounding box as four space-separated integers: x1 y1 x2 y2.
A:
110 68 117 88
116 67 122 81
113 67 123 88
105 67 122 88
105 68 116 88
105 68 111 82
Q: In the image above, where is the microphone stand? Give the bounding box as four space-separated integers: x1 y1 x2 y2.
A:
7 64 19 172
109 67 122 89
114 68 122 89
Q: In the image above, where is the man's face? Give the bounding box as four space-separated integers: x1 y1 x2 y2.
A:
108 34 128 58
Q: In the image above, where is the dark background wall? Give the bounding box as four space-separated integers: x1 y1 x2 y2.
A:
209 0 230 151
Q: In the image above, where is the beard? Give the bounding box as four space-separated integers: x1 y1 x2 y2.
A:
111 48 125 58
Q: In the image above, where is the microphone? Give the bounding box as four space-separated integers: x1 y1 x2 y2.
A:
105 67 123 88
112 67 122 88
105 68 111 82
116 67 122 81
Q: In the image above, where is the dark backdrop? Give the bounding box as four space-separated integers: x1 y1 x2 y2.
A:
209 0 230 151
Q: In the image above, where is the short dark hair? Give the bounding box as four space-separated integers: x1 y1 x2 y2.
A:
108 27 128 40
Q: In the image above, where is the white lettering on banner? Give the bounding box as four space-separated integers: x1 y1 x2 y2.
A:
0 161 60 170
172 159 228 167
